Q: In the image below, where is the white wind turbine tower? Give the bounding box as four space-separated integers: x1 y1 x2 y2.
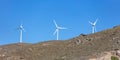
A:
53 20 66 40
19 24 25 43
89 19 98 33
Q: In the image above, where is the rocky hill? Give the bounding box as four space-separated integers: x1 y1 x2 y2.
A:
0 25 120 60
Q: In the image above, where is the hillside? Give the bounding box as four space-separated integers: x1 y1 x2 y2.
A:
0 25 120 60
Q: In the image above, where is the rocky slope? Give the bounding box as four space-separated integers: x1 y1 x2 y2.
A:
0 25 120 60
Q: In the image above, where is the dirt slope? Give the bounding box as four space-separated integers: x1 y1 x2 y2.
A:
0 25 120 60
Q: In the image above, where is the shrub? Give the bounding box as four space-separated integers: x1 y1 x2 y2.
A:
111 56 119 60
86 38 91 41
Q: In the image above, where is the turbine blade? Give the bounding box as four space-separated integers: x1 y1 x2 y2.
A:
58 27 67 29
23 28 26 32
53 20 58 27
94 19 98 25
53 29 57 35
88 21 93 25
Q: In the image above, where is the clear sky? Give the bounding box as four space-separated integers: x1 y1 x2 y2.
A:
0 0 120 45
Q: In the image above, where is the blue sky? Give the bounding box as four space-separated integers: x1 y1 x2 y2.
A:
0 0 120 45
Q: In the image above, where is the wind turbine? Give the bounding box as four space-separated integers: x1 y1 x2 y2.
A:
89 19 98 33
19 24 25 43
53 20 66 40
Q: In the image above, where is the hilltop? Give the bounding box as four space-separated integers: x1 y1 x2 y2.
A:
0 25 120 60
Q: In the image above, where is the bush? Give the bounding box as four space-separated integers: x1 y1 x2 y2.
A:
111 56 119 60
86 38 91 41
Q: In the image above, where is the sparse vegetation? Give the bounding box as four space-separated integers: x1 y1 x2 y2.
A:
86 38 92 41
80 33 87 36
111 56 119 60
